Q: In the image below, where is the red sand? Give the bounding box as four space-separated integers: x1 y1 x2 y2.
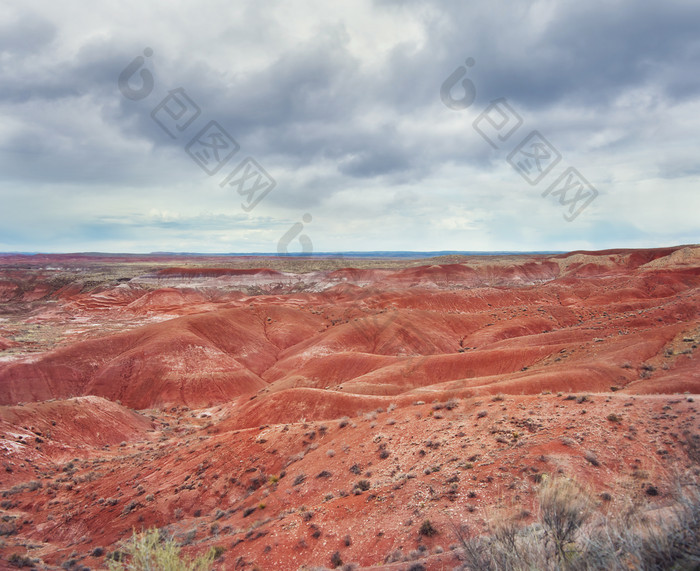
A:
0 246 698 569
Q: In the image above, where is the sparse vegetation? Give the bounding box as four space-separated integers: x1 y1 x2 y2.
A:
539 476 592 560
8 553 36 568
452 475 700 571
330 550 343 568
419 519 438 537
355 479 371 492
106 528 217 570
445 398 459 410
4 252 700 570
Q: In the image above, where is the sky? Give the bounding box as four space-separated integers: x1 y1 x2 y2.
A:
1 0 699 254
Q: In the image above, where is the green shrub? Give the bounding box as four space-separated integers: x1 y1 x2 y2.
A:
106 528 217 571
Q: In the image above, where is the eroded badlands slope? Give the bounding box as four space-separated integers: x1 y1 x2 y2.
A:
0 246 698 569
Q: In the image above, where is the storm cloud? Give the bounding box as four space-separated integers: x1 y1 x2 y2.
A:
0 0 698 252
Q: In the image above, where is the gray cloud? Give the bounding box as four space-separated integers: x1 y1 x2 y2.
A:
0 0 698 252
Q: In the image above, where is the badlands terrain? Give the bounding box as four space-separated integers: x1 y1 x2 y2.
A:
0 246 698 569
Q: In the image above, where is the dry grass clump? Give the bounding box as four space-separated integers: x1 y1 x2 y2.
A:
452 474 700 570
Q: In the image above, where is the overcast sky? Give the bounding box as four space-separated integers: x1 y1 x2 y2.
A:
1 0 699 253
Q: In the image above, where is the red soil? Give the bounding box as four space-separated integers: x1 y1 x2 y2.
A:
0 245 698 569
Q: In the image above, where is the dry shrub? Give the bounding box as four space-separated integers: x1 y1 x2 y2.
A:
452 474 700 570
538 475 592 561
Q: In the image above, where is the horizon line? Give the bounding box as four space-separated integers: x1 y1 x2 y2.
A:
0 244 696 258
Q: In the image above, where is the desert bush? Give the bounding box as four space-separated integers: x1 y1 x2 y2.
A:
384 549 403 563
9 553 36 568
355 480 370 492
122 500 139 515
106 528 217 570
452 474 700 571
682 431 700 465
538 476 592 562
577 481 700 570
330 550 343 568
286 451 305 465
419 519 438 537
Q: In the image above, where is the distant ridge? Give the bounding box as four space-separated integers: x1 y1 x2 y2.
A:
3 250 566 258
